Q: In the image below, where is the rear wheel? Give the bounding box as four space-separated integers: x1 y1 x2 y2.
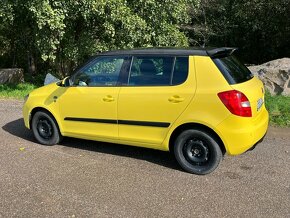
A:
174 129 222 175
31 111 62 145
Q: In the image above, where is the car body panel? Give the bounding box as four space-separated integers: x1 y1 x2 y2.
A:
23 83 65 131
117 56 196 149
215 107 268 155
162 56 233 149
219 76 269 154
57 86 120 140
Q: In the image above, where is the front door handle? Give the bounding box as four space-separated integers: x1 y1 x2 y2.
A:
103 95 115 102
168 95 184 103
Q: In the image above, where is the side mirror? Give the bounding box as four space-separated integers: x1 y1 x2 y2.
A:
59 77 70 87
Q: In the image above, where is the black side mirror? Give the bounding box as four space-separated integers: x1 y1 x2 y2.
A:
57 77 71 87
64 77 71 87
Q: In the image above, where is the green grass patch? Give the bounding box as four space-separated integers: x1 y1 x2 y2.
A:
0 83 37 99
265 92 290 127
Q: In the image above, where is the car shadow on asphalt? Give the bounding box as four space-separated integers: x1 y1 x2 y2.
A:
2 118 35 143
2 118 180 171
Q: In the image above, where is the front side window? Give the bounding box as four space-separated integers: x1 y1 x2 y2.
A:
72 56 127 86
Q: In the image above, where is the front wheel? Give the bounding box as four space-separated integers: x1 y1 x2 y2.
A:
174 129 223 175
31 111 62 145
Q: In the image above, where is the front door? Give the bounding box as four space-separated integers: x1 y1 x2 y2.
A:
58 56 128 141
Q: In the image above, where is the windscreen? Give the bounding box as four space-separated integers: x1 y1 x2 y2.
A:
213 55 253 84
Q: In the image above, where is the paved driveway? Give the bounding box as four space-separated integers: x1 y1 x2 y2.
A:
0 99 289 217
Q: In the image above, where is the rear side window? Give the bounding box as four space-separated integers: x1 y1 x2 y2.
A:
128 56 188 86
213 56 253 84
128 56 174 86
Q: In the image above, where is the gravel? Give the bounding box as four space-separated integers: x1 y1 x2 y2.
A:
0 99 289 217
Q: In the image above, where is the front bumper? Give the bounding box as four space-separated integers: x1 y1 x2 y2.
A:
22 102 31 129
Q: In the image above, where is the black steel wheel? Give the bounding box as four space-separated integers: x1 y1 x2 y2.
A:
31 111 62 145
174 129 222 175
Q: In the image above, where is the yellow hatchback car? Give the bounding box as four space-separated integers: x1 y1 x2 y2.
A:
23 48 269 174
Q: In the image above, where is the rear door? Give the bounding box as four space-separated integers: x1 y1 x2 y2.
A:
117 56 196 147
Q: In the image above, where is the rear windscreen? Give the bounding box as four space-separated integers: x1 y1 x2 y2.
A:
213 55 253 84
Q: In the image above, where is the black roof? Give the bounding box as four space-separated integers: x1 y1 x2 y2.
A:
98 47 237 58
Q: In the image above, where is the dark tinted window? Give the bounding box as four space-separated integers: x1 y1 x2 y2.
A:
72 56 127 86
128 56 174 86
213 55 253 84
172 57 188 85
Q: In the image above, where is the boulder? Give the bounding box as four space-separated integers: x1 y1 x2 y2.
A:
0 69 24 84
248 58 290 96
44 73 59 85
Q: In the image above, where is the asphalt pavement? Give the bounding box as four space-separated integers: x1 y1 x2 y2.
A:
0 99 289 217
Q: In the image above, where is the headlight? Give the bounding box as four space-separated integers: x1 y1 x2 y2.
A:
24 94 29 103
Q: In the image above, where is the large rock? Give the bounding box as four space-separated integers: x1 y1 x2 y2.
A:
0 69 24 84
248 58 290 96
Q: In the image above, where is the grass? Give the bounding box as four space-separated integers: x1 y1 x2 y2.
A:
0 83 289 127
265 92 290 127
0 83 37 99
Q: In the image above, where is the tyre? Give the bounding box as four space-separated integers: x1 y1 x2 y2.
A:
174 129 223 175
31 111 63 145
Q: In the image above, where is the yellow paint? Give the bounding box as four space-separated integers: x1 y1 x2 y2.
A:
58 86 120 140
23 55 269 155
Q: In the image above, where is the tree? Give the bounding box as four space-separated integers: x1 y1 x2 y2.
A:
186 0 290 64
0 0 194 79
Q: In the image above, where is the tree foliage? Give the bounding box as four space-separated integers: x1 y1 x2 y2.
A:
0 0 289 82
0 0 192 78
187 0 290 64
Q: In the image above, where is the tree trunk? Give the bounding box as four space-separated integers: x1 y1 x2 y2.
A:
27 52 36 75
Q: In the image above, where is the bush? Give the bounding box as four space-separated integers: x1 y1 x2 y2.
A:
0 83 37 99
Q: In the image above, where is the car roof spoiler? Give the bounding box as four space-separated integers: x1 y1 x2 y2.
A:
206 47 238 58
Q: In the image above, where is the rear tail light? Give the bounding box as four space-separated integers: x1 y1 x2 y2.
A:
218 90 252 117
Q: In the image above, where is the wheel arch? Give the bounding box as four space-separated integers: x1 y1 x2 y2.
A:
169 123 226 155
30 107 62 134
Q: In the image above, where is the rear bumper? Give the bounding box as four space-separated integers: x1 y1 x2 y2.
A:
246 129 267 152
215 108 269 155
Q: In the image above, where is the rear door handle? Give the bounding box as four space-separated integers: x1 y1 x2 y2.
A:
103 95 115 102
168 95 184 103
